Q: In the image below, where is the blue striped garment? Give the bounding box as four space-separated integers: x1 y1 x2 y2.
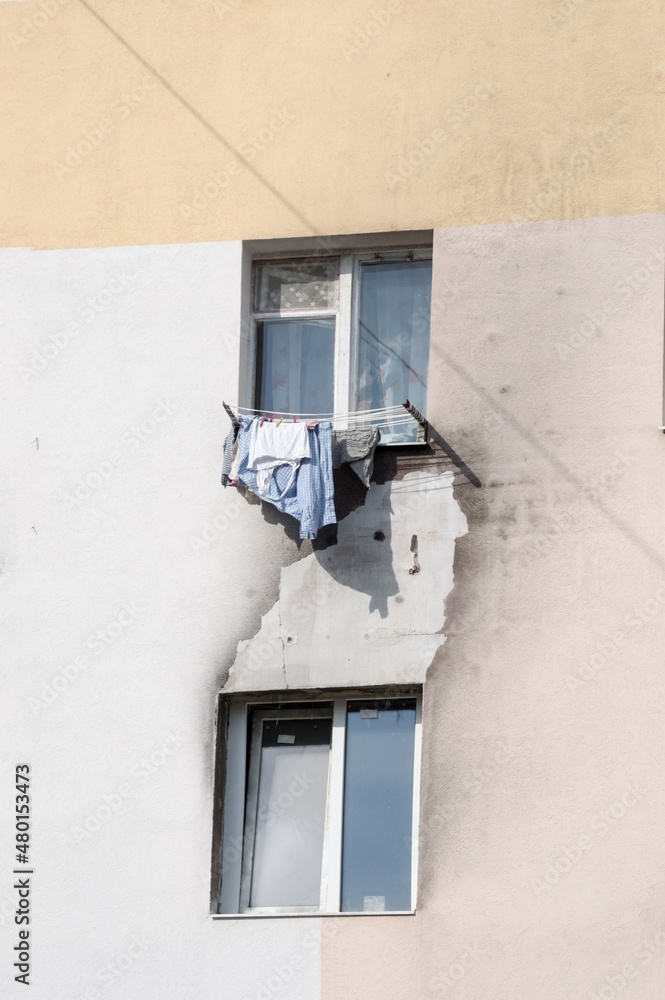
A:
235 417 336 539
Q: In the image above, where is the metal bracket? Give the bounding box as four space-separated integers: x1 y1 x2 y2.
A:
223 401 241 428
403 399 428 439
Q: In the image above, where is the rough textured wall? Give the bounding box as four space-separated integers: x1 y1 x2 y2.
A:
225 470 468 694
0 239 328 1000
1 0 663 248
322 213 665 999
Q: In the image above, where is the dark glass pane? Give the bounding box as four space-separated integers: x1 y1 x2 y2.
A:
356 260 432 443
255 318 335 414
341 700 416 912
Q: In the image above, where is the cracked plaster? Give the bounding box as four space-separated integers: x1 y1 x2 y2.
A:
223 469 468 693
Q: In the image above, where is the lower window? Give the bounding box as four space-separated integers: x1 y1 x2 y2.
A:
213 692 422 915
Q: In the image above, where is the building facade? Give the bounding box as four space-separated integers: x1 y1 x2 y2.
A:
3 1 665 998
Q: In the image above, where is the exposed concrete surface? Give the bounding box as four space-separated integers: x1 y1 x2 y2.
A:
225 469 468 693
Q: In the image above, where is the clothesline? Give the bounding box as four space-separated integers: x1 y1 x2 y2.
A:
235 404 409 418
232 412 417 428
237 414 417 427
223 399 428 431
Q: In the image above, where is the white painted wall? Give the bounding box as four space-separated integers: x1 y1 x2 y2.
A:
0 241 323 1000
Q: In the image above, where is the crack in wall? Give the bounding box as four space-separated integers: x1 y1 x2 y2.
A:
223 469 468 695
277 601 288 688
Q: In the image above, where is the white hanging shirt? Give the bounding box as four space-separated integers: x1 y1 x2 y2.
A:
248 420 311 496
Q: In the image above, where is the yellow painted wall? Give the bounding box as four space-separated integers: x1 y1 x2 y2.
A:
2 0 662 249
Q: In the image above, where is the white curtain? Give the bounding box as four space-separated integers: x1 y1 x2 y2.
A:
257 319 335 414
250 744 330 907
356 261 431 441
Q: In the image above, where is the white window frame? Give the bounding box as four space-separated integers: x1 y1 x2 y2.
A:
244 248 432 440
215 691 423 917
239 704 334 915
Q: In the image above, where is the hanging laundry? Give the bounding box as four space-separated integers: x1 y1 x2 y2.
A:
247 419 310 496
228 439 241 485
332 425 381 487
221 423 239 487
234 416 336 539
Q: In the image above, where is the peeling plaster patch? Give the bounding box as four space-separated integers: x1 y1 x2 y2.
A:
224 470 468 693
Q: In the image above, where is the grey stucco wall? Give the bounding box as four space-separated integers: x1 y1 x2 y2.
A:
322 214 665 1000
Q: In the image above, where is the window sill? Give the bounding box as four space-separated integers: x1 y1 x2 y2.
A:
211 910 416 919
376 439 429 450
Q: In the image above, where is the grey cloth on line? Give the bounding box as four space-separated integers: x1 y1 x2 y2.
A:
331 426 381 487
221 425 237 486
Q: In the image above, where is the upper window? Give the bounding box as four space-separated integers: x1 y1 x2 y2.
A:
250 250 432 445
214 692 422 916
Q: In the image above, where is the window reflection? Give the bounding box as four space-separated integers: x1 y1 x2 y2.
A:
356 260 432 443
341 700 416 912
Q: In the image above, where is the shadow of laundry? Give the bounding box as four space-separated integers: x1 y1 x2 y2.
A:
314 477 399 619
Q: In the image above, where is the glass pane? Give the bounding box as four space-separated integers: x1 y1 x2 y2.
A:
341 700 416 912
255 318 335 414
254 258 339 312
249 717 332 908
356 260 432 443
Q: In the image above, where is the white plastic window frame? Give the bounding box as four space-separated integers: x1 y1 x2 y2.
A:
239 704 334 915
215 691 423 918
245 248 432 437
